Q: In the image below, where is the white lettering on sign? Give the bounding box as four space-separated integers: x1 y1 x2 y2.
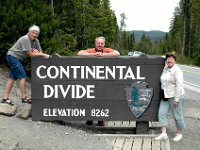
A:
43 108 85 117
36 65 145 80
35 65 146 100
43 84 95 99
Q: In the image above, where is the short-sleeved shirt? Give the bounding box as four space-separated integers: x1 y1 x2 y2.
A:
7 34 42 61
82 48 115 53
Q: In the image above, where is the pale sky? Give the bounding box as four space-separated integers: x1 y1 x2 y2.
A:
110 0 180 32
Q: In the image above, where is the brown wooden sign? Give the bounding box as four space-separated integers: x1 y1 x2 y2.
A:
31 55 165 121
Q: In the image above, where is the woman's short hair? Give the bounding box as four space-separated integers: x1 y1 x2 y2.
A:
165 53 176 61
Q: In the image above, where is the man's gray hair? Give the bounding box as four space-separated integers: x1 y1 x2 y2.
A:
95 36 105 43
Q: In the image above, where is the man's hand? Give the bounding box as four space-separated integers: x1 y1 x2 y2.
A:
95 52 119 57
94 52 103 56
31 48 39 53
43 54 50 59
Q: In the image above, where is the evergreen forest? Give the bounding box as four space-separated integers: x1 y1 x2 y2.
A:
0 0 199 66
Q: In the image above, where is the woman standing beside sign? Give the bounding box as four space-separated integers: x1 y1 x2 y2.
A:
155 53 185 142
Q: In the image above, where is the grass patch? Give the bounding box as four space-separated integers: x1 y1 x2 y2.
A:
176 55 197 66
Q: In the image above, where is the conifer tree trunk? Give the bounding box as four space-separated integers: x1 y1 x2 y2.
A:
181 0 191 56
50 0 54 15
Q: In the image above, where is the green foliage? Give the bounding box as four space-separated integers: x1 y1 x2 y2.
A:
118 29 166 55
0 0 60 57
2 0 199 67
0 0 118 60
72 0 118 49
128 30 166 43
157 0 200 66
176 54 195 65
134 33 152 54
128 31 135 50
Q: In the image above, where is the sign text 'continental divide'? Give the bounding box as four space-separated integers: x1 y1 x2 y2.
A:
36 65 145 99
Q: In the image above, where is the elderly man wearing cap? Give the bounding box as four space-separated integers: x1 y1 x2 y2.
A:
1 25 50 105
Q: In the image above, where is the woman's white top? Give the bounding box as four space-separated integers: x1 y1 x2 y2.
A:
160 64 185 102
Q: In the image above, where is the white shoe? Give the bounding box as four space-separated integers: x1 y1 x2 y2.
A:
154 133 168 141
173 134 182 142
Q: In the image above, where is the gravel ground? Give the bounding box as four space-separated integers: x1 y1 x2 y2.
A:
168 89 200 150
0 116 113 150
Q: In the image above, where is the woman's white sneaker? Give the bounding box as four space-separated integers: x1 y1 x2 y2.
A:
154 133 168 141
173 134 182 142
